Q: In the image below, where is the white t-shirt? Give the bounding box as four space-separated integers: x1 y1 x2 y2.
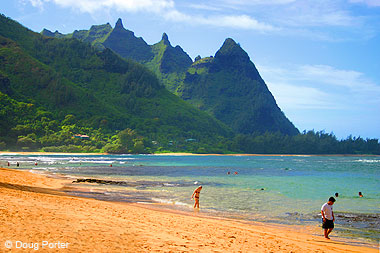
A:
321 203 333 220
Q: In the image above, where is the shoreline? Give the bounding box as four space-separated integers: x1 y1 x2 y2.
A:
0 167 377 252
154 153 380 157
0 151 109 156
1 151 379 157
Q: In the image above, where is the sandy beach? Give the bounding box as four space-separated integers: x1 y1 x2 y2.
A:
0 168 377 252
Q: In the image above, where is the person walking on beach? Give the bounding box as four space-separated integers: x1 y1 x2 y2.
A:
191 186 202 209
321 197 336 239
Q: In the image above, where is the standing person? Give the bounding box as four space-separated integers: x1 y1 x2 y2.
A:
321 197 336 239
191 186 202 209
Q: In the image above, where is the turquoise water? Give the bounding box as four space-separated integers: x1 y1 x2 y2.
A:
2 154 379 244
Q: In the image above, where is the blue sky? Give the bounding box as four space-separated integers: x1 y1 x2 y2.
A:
2 0 380 139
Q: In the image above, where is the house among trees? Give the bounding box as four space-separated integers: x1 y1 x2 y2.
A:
73 134 90 140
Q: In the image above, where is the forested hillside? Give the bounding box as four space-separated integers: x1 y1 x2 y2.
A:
0 14 232 153
178 38 299 136
42 19 298 136
1 14 378 154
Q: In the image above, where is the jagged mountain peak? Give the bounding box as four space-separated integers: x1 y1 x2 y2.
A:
41 28 64 38
161 32 171 46
89 23 112 31
222 38 238 46
102 18 153 62
41 28 53 36
215 38 249 61
180 37 299 136
115 18 124 30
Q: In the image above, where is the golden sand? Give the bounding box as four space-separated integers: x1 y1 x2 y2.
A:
0 168 376 252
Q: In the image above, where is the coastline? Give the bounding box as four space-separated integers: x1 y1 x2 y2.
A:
154 153 380 157
1 151 379 157
0 151 109 156
0 167 377 252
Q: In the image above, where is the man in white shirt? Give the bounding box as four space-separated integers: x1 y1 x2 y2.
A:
321 197 336 239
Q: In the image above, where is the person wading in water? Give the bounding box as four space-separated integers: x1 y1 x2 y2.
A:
191 186 202 209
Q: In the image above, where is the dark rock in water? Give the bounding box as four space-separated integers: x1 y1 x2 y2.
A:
72 178 130 185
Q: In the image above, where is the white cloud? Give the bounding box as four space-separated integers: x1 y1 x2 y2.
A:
349 0 380 7
222 0 297 5
216 0 374 40
259 64 380 137
266 82 335 109
24 0 275 31
298 65 380 96
48 0 174 13
187 4 223 11
282 11 357 27
165 10 276 31
258 64 380 110
23 0 379 39
25 0 44 9
270 1 362 28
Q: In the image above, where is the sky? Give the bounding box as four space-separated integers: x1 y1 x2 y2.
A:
2 0 380 139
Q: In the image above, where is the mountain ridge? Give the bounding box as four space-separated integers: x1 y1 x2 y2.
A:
40 18 298 136
179 38 298 135
0 13 232 153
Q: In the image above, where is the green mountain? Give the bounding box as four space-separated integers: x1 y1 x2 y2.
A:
41 19 298 136
41 29 65 38
0 14 232 153
42 23 113 50
43 20 192 93
2 14 378 155
177 38 299 135
102 18 154 62
145 33 193 92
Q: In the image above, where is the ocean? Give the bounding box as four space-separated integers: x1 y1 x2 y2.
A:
1 154 379 246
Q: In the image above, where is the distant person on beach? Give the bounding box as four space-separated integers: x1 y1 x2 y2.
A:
16 162 19 167
191 186 202 208
358 192 363 197
321 197 336 239
335 192 339 197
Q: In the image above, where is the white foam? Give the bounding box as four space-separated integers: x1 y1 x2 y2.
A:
356 159 380 163
151 198 190 207
68 160 114 164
